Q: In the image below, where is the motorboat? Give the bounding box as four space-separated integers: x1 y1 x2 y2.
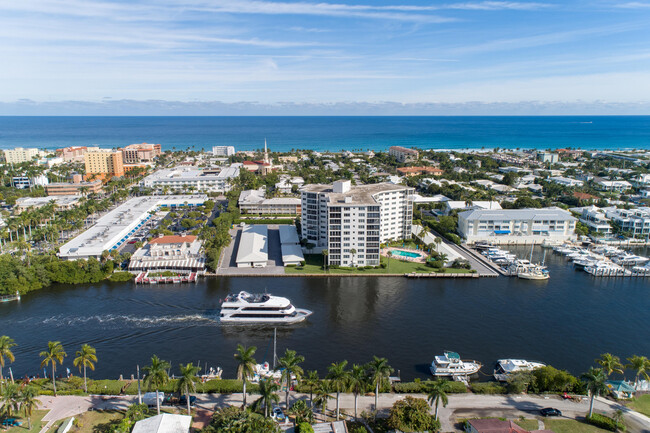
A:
584 262 626 276
220 291 312 324
611 253 649 267
430 351 481 377
517 268 549 280
494 359 546 382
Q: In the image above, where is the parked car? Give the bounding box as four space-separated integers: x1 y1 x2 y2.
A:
143 391 164 407
179 395 197 406
540 407 562 417
271 406 285 422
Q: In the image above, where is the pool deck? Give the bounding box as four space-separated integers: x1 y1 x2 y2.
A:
382 247 428 263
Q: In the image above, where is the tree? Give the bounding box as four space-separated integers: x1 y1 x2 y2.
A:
348 364 367 420
322 249 329 271
287 399 314 425
426 380 449 420
387 396 440 433
0 383 20 418
434 236 442 253
234 344 257 407
177 363 201 415
39 341 67 396
207 406 280 433
0 335 16 391
143 355 170 415
626 355 650 386
277 349 304 409
326 360 349 420
302 370 319 408
596 353 624 378
581 367 608 418
312 382 333 414
125 403 150 422
73 344 97 393
19 386 40 429
252 379 280 417
349 248 357 266
367 356 393 411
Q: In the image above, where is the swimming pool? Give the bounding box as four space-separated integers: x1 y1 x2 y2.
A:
390 249 423 258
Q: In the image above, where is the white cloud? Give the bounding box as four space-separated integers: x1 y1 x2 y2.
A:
614 2 650 8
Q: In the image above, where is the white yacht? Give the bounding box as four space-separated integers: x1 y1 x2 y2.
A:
430 351 482 377
220 291 312 324
517 268 549 280
493 359 546 382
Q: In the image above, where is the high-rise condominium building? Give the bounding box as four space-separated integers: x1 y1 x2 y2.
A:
121 143 161 164
301 180 414 267
84 149 124 180
3 147 40 164
212 146 236 156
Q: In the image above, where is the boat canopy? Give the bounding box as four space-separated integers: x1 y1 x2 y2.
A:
445 351 461 359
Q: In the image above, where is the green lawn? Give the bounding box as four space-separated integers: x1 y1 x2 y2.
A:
285 254 472 275
514 419 539 430
3 410 49 433
69 410 124 433
543 419 611 433
628 394 650 417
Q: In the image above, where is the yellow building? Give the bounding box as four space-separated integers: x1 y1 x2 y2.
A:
84 150 124 181
4 147 40 164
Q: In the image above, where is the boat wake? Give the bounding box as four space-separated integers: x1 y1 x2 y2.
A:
39 313 219 328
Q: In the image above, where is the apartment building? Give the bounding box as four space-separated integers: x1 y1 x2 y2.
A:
121 143 161 163
4 147 40 164
605 207 650 239
577 206 612 234
45 179 103 196
84 149 124 180
238 189 301 215
389 146 419 163
458 207 577 244
301 180 414 267
56 146 99 163
141 166 240 193
537 152 559 164
212 146 235 156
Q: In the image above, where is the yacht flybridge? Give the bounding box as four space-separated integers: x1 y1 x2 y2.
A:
220 291 312 324
430 351 482 377
493 359 546 382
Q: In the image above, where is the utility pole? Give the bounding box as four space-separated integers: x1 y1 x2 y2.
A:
273 328 277 370
137 365 142 405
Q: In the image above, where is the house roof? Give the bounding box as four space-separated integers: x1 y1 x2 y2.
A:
131 414 192 433
236 225 269 263
149 235 197 244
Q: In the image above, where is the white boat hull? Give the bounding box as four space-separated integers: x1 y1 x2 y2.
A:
220 308 312 324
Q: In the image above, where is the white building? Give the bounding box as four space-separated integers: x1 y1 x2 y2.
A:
301 180 414 267
238 189 301 215
132 414 191 433
549 176 584 187
212 146 235 156
605 207 650 239
443 200 501 215
15 195 80 213
578 206 612 234
275 176 304 194
128 234 206 274
279 225 304 266
236 225 268 267
141 166 240 193
458 207 577 244
58 195 208 259
389 146 419 163
595 179 632 192
537 152 559 164
3 147 41 164
632 174 650 187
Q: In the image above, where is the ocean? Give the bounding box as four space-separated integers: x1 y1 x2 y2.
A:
0 116 649 152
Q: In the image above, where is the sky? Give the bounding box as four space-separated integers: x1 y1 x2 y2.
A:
2 0 650 114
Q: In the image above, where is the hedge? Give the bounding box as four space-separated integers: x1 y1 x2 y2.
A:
108 272 135 282
470 382 508 394
393 380 467 394
586 414 625 432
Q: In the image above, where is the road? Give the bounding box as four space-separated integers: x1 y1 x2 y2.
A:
36 392 650 433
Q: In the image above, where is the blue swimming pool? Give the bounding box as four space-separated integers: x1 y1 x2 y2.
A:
390 249 423 258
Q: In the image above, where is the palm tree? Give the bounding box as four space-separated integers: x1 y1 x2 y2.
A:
19 386 40 429
0 336 16 391
302 370 319 408
434 237 442 252
596 353 624 377
581 367 608 417
73 344 97 393
39 341 67 396
0 383 20 418
322 249 329 271
234 344 257 407
367 356 393 411
626 355 650 387
277 349 304 409
143 355 171 415
348 364 367 420
177 363 201 415
427 380 449 420
349 248 357 266
252 379 280 417
312 382 333 414
326 360 349 420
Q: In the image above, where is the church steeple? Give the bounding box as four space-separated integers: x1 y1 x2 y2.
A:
264 138 269 164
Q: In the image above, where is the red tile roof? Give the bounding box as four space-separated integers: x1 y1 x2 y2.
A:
149 235 197 244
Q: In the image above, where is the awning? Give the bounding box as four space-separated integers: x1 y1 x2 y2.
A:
494 230 511 234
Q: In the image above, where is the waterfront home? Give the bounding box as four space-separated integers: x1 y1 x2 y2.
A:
604 207 650 239
577 205 612 235
606 380 636 399
132 414 191 433
458 207 577 244
128 234 206 274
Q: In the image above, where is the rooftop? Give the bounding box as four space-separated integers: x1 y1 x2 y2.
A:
459 206 576 221
149 235 197 244
302 182 412 205
132 414 191 433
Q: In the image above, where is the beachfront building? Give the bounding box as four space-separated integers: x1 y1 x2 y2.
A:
84 149 125 181
605 207 650 239
236 225 268 267
121 143 161 164
458 207 577 244
15 195 81 213
56 146 100 163
238 188 301 215
389 146 419 163
301 180 414 267
578 206 612 235
128 234 206 274
595 179 632 192
45 179 103 196
3 147 41 164
58 195 207 259
212 146 235 156
141 166 240 193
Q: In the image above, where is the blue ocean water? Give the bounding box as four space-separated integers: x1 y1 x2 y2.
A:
0 116 649 152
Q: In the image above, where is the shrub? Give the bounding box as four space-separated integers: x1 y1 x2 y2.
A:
380 263 387 268
471 382 507 394
586 413 625 432
530 366 581 393
109 272 135 282
350 427 368 433
296 422 314 433
393 380 466 394
387 396 440 432
286 264 297 268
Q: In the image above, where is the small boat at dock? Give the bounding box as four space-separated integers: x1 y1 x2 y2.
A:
430 351 481 377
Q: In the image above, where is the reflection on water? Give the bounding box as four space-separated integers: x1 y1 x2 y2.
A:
1 247 648 381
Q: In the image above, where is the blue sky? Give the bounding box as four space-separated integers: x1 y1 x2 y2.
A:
2 0 650 113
